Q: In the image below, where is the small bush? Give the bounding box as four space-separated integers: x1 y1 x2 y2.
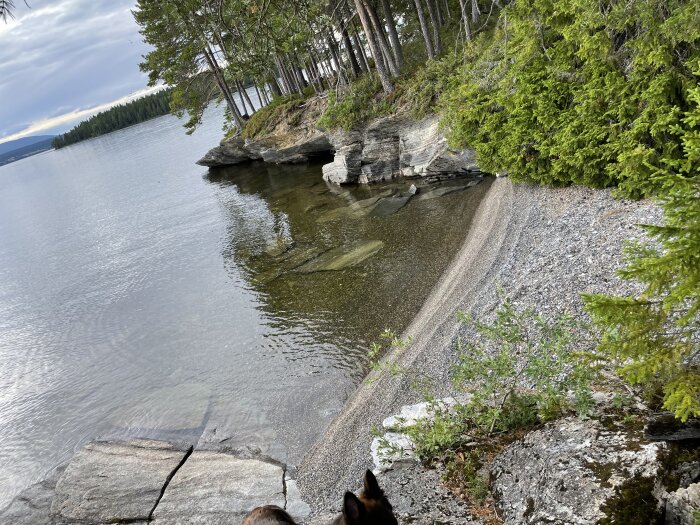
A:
317 75 391 131
452 292 596 434
242 94 305 139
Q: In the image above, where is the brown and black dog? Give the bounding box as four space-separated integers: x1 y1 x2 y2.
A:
242 470 398 525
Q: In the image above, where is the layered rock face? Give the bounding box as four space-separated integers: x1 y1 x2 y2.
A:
196 130 332 167
197 111 480 185
322 114 478 184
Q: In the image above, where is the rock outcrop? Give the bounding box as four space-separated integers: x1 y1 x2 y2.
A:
491 418 670 525
196 137 252 167
322 114 479 184
2 439 311 525
197 104 480 185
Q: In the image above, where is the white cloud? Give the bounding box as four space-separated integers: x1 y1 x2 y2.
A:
0 0 152 140
0 85 164 144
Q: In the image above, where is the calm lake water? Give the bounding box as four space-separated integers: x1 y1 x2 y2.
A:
0 107 488 508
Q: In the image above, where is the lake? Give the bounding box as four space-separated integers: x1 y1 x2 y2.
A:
0 106 488 508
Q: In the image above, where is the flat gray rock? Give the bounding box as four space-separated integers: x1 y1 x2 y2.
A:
151 452 286 524
50 439 191 524
369 195 412 217
197 137 252 167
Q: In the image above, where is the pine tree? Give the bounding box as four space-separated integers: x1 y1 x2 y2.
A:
583 79 700 421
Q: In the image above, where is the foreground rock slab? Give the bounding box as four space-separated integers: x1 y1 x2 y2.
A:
50 439 191 523
152 452 305 525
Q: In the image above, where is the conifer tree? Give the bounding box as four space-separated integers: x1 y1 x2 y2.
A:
583 80 700 421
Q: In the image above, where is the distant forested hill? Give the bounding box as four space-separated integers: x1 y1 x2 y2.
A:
0 136 55 166
53 89 172 149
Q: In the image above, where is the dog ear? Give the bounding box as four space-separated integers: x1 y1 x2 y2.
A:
343 491 363 523
363 469 383 499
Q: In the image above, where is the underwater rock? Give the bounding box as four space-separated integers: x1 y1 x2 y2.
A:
295 240 384 273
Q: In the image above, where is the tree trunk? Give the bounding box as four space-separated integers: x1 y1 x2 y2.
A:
309 48 327 89
292 53 309 89
425 0 442 55
434 0 444 27
204 50 244 128
363 0 399 77
353 0 394 92
268 73 283 97
459 0 473 40
413 0 436 59
351 22 371 73
257 83 269 106
443 0 452 19
471 0 480 25
327 35 347 84
237 79 256 114
274 58 291 95
379 0 404 69
340 20 362 77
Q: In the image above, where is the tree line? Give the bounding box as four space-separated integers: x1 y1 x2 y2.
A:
133 0 483 133
52 89 172 149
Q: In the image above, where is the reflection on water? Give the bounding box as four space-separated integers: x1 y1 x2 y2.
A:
0 107 490 508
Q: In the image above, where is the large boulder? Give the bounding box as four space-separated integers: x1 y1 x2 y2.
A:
50 440 192 523
665 483 700 525
491 418 669 525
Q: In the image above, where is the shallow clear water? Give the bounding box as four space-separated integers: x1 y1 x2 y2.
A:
0 107 489 507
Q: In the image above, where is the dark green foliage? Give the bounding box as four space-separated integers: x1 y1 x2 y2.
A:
583 80 698 421
440 0 700 198
52 89 172 149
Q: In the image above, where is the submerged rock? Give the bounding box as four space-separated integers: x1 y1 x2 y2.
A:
0 468 63 524
295 240 384 273
108 382 211 433
491 418 668 525
50 440 192 523
369 194 413 217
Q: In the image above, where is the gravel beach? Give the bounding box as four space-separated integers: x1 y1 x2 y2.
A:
296 177 661 513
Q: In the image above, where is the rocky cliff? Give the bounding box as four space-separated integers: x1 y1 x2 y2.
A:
197 107 480 184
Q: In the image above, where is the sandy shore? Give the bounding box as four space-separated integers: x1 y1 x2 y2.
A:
297 177 660 512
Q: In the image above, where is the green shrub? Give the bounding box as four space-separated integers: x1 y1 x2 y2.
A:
452 293 596 434
397 52 462 119
242 93 305 139
317 75 391 131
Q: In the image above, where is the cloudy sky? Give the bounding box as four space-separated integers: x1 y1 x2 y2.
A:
0 0 155 144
